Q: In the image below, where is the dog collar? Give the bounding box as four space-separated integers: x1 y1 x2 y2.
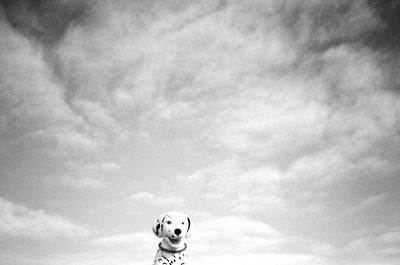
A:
158 243 187 254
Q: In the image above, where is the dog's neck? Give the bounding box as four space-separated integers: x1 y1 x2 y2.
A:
160 239 187 253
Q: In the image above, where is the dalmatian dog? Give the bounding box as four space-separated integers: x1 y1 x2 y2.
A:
152 211 191 265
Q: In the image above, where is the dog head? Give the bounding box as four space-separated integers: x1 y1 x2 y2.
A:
152 211 191 249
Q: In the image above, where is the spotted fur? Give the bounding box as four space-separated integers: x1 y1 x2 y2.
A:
153 246 188 265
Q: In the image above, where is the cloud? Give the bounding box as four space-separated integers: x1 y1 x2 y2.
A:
2 0 398 165
0 196 90 239
129 191 184 208
79 161 120 172
45 176 106 190
192 253 327 265
188 214 339 265
45 252 151 265
42 161 120 190
0 18 100 156
281 0 382 48
65 161 121 175
80 232 158 265
378 230 400 244
177 159 291 216
191 215 283 254
92 231 154 248
97 162 120 171
1 0 89 46
1 1 400 265
340 194 388 216
343 227 400 263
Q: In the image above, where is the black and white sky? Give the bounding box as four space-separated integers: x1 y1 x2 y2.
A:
1 0 400 265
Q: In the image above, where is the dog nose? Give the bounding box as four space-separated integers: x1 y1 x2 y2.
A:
174 229 181 235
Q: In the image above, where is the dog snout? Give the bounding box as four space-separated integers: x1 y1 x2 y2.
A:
174 228 182 235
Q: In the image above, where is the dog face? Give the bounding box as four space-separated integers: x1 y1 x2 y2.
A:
152 211 191 249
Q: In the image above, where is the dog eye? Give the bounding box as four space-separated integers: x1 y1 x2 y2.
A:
182 222 185 225
166 221 172 225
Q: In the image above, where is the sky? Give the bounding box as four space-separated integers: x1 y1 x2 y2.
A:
0 0 400 264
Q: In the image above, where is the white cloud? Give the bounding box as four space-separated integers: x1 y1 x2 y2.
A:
231 193 289 215
98 162 120 171
191 215 283 255
76 161 121 174
1 0 395 161
192 253 327 265
340 194 388 216
0 20 99 155
0 196 90 239
129 191 184 208
43 160 120 190
282 0 382 46
46 176 106 190
74 232 159 265
343 227 400 263
192 215 282 255
1 0 391 168
92 231 155 248
378 231 400 244
189 214 336 265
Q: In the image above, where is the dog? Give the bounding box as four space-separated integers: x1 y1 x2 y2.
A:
152 211 191 265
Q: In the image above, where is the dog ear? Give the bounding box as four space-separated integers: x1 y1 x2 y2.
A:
185 215 192 238
152 213 166 238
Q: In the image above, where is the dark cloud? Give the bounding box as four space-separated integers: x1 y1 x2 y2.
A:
365 0 400 93
276 1 381 52
367 0 400 51
0 0 89 46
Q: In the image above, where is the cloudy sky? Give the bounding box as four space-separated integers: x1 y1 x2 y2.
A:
1 0 400 264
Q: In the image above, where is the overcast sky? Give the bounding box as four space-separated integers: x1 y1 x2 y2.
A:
1 0 400 264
